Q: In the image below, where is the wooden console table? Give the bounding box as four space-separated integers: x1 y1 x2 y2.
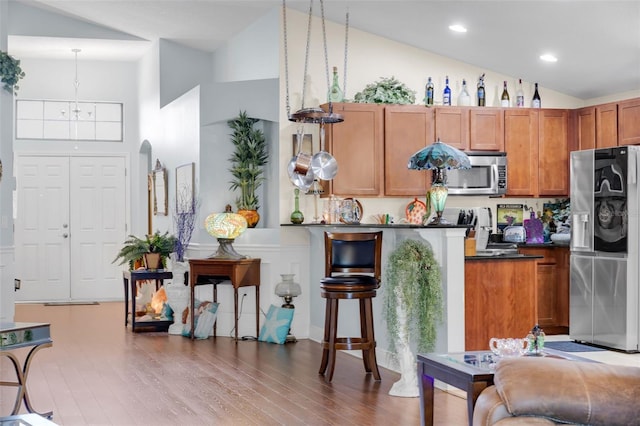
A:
122 270 173 332
0 322 53 418
189 258 261 341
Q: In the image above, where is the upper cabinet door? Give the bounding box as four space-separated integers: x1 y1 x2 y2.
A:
434 107 469 150
617 98 640 146
384 105 434 196
505 109 539 197
576 106 596 150
324 103 385 196
469 107 504 151
596 103 618 148
538 109 569 196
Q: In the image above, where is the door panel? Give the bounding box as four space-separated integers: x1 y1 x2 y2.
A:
569 255 593 342
15 157 70 301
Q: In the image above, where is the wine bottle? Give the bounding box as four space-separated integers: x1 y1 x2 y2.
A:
532 82 541 108
458 79 470 106
477 73 486 106
328 66 344 103
500 81 510 107
424 77 434 106
516 78 525 107
443 76 451 106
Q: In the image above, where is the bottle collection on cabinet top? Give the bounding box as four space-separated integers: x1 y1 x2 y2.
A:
421 74 541 108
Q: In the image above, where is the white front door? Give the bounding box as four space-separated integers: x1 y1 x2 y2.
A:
15 156 127 302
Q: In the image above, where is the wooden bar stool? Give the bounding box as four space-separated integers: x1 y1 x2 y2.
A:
318 231 383 383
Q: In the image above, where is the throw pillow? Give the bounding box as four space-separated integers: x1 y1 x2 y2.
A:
182 300 219 339
258 304 294 344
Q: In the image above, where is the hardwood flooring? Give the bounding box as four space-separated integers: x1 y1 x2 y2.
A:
1 302 467 425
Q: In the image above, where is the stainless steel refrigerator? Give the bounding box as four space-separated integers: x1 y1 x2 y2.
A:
570 146 639 352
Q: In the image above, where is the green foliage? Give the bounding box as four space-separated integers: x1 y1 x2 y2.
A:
112 231 177 268
228 111 269 211
0 51 25 94
384 239 443 355
353 76 416 104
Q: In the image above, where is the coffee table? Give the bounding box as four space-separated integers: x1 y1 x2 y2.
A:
417 349 595 426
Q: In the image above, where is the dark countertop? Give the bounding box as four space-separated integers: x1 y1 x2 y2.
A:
281 223 470 229
465 254 543 260
516 242 569 248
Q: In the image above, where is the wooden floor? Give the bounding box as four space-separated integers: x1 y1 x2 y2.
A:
2 302 467 425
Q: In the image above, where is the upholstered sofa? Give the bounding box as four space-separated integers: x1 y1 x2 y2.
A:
473 356 640 425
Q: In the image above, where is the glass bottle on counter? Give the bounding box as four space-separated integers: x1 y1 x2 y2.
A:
290 188 304 224
328 66 344 103
458 79 471 106
424 77 434 106
532 82 541 108
443 76 452 106
477 73 486 106
500 81 510 107
516 78 525 107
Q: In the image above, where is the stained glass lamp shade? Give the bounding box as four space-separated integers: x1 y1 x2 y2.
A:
205 205 248 259
408 139 471 225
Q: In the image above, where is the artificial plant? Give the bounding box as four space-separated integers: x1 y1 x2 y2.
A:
173 192 198 262
112 231 177 269
0 51 25 94
383 238 443 355
353 76 416 104
228 111 268 211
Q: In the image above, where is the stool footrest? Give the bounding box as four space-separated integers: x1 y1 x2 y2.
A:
322 337 375 351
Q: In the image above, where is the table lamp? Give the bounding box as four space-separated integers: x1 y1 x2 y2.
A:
408 139 471 225
274 273 301 343
205 204 248 259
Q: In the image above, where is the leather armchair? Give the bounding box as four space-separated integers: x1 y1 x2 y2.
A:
473 356 640 426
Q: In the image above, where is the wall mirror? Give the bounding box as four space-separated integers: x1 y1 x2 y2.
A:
153 159 168 216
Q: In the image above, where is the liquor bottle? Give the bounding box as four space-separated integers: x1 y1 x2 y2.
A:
458 79 470 106
328 66 344 103
500 81 510 107
516 79 525 107
443 76 451 106
532 82 541 108
477 73 486 106
424 77 434 106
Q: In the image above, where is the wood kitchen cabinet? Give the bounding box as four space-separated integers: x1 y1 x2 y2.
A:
434 107 469 150
596 103 618 148
323 103 385 196
469 107 504 151
618 98 640 146
505 109 569 197
575 106 595 150
384 105 434 196
518 246 569 335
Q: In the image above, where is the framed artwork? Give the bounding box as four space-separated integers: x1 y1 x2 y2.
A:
176 162 195 213
153 159 168 216
292 133 312 155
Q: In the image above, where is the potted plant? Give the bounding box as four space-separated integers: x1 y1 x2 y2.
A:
0 50 26 94
383 238 443 397
113 231 177 271
353 76 416 104
228 110 268 228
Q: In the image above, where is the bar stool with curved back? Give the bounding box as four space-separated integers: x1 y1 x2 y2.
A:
318 231 383 383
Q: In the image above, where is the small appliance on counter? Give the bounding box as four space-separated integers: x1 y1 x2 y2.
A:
503 225 526 243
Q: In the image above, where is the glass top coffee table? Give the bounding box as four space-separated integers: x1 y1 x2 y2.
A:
417 349 595 426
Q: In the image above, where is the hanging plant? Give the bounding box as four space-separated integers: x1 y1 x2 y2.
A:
384 238 443 355
0 51 25 94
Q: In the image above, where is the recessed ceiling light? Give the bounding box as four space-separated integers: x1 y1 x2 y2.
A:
540 53 558 63
448 24 467 33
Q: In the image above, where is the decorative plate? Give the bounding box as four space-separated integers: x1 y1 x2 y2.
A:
406 198 427 224
340 198 363 224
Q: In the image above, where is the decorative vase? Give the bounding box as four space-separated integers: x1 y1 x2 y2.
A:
389 303 419 397
290 188 304 224
237 209 260 228
166 257 189 335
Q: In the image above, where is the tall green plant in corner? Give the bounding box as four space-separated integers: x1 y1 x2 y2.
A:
384 238 443 355
228 111 269 213
0 51 25 94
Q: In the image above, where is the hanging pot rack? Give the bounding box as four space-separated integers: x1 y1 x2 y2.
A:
283 0 346 124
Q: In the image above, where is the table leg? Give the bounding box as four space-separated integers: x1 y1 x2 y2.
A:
213 283 218 338
123 277 129 326
467 381 490 426
190 274 196 340
1 343 53 418
234 288 239 342
255 285 260 338
131 277 137 332
418 366 434 426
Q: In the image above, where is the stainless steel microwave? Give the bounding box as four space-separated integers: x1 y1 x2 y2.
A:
446 152 507 195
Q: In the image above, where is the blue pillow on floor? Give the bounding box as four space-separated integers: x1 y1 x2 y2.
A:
258 305 294 344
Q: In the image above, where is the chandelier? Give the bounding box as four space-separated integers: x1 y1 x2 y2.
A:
61 48 93 138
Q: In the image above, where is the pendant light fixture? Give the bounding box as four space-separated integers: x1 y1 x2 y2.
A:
61 48 92 139
282 0 347 124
